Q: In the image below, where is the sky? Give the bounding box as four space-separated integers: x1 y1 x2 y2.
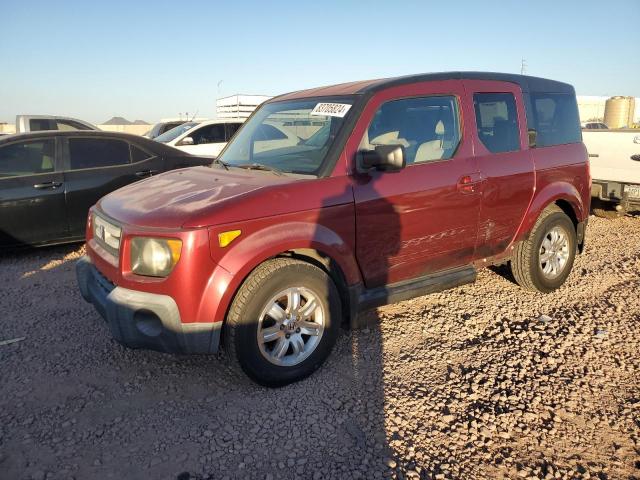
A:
1 0 639 124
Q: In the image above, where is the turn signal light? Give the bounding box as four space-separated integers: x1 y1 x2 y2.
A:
218 230 241 248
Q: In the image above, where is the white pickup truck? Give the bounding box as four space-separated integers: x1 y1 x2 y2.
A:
16 115 97 133
583 129 640 217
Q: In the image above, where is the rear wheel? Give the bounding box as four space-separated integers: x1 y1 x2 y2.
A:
510 205 577 293
224 258 341 387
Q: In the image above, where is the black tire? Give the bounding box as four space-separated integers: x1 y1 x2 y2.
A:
224 258 341 387
510 205 577 293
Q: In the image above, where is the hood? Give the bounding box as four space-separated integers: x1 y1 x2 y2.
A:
97 166 353 229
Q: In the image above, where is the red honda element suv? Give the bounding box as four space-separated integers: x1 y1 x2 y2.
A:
77 72 590 386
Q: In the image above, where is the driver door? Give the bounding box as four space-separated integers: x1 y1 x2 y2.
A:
346 80 482 288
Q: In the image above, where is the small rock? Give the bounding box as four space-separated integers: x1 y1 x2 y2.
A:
384 458 397 469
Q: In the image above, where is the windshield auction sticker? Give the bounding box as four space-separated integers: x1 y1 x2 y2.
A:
310 103 352 118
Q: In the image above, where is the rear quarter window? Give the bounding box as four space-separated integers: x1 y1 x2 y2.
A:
131 144 153 162
531 93 581 147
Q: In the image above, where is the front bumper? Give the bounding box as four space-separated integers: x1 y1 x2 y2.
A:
76 256 221 354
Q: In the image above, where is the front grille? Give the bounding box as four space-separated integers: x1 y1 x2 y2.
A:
93 213 122 258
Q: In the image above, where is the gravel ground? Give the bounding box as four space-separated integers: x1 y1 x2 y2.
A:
1 214 639 480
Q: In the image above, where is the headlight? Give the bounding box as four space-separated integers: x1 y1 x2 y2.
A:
130 237 182 277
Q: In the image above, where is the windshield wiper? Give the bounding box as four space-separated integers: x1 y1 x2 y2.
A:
234 162 284 176
212 158 229 170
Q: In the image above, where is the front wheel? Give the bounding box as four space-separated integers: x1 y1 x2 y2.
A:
224 258 341 387
510 205 577 293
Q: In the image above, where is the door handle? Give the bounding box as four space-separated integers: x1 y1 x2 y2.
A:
631 154 640 162
33 181 62 189
135 169 159 177
457 174 482 194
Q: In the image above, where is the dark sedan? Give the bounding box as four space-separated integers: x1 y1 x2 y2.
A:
0 131 211 247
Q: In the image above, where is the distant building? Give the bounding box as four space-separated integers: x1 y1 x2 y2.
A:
216 94 272 119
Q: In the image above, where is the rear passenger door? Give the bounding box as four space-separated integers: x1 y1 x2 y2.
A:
62 137 164 237
0 137 67 246
465 81 535 258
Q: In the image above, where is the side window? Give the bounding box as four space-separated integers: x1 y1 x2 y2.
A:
473 93 520 153
224 122 242 141
531 93 581 147
68 138 130 170
55 120 92 131
131 144 153 163
189 124 226 145
360 96 461 164
0 139 56 177
29 119 55 131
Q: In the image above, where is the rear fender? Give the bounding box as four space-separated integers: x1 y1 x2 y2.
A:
514 181 585 243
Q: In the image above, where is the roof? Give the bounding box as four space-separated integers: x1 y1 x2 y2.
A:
0 130 190 156
270 72 575 102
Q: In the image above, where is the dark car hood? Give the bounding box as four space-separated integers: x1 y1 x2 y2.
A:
97 166 353 229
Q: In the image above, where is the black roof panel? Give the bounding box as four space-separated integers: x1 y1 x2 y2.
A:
358 71 575 95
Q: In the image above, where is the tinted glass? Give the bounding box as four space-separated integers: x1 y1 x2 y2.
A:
131 145 153 162
68 138 130 170
0 139 56 177
361 96 461 164
29 119 55 131
189 124 226 144
474 93 520 153
531 93 582 147
224 122 242 141
56 120 92 131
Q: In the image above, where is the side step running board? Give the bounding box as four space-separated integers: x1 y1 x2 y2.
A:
350 266 476 328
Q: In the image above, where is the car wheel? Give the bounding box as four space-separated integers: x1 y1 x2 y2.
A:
224 258 341 387
510 205 577 293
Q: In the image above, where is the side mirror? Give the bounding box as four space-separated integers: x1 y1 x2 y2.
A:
180 136 194 146
360 144 406 172
528 129 537 149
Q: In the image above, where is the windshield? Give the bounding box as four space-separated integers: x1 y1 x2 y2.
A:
218 98 354 175
154 122 197 143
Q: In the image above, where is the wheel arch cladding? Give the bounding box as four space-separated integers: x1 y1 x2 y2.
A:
518 182 584 241
200 222 361 326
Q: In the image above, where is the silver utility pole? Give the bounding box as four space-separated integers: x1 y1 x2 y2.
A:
521 59 527 75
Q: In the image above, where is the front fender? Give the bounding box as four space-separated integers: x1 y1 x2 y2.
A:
199 205 360 324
